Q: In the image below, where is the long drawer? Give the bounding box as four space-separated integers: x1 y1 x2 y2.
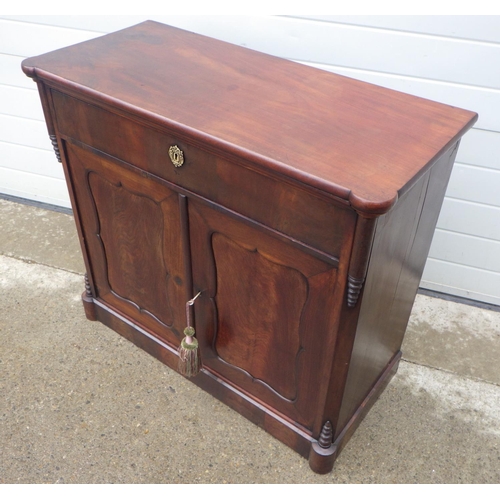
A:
51 89 354 258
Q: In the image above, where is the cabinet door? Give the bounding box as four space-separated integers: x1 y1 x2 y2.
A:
64 142 188 346
188 199 340 431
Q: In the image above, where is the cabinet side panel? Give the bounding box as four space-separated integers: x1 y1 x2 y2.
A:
336 143 459 433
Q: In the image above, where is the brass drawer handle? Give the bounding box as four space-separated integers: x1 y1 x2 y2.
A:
169 145 184 167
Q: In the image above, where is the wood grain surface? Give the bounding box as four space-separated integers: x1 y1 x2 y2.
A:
22 20 477 215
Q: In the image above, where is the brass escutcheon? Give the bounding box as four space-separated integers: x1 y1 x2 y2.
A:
168 145 184 167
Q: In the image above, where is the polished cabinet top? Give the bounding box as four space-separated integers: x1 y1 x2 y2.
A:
22 20 477 215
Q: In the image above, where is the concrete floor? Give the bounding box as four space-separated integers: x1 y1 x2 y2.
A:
0 197 499 484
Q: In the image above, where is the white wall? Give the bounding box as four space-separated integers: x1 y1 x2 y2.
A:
1 15 499 305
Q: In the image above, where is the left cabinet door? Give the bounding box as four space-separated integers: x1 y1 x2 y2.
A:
64 141 188 347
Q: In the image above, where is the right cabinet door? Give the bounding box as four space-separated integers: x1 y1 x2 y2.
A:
188 199 341 431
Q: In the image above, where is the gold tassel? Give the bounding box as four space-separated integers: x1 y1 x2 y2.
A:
178 326 201 377
178 291 202 377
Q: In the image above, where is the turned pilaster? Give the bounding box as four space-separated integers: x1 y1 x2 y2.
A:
49 134 62 163
346 216 377 308
309 420 337 474
82 273 97 321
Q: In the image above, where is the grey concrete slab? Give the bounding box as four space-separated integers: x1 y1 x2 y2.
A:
1 254 500 483
0 198 84 275
1 199 500 483
404 294 500 385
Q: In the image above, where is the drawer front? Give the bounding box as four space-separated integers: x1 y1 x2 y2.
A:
52 90 354 257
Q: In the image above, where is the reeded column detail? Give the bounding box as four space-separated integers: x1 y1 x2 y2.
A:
49 134 62 163
84 273 93 297
347 276 364 308
318 420 333 449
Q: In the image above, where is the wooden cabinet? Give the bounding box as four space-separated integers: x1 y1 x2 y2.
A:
22 21 477 474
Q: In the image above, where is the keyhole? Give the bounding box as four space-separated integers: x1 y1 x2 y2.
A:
169 145 184 167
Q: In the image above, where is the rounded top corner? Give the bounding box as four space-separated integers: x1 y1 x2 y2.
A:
348 190 399 218
21 57 37 79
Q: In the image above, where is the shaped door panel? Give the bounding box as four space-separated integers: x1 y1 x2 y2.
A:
189 200 340 430
64 142 187 345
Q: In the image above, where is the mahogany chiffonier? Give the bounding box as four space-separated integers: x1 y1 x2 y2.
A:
22 21 477 474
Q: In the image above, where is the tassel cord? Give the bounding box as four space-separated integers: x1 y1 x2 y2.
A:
178 291 202 377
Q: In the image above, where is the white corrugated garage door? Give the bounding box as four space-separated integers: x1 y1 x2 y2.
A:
1 15 499 306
